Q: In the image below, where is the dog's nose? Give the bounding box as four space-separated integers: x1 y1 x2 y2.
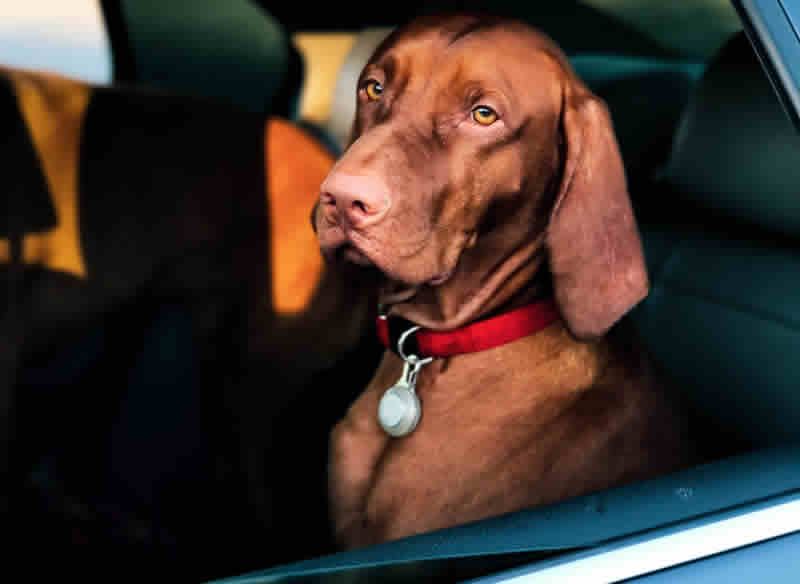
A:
320 172 391 228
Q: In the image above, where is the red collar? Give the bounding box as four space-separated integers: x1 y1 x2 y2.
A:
377 298 560 359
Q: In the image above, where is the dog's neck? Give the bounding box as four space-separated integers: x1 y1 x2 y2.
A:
379 233 551 331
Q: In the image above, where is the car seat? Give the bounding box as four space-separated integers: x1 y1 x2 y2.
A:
630 32 800 452
0 0 302 118
206 29 800 584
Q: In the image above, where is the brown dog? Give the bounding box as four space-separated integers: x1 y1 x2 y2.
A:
313 13 694 550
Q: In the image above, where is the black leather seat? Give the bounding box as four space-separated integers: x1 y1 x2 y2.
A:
630 33 800 452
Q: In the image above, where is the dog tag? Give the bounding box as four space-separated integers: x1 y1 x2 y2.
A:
378 356 425 437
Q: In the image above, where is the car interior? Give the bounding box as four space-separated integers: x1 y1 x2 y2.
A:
1 1 799 582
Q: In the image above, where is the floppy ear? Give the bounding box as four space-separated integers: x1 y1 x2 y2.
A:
546 89 648 340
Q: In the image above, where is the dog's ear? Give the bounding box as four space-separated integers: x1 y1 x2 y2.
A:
546 89 648 340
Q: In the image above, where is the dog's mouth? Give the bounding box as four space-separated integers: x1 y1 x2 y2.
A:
330 240 455 288
330 243 385 281
338 243 374 267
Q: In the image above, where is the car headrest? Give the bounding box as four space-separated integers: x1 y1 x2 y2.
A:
325 27 394 149
0 2 297 117
662 33 800 237
114 0 295 116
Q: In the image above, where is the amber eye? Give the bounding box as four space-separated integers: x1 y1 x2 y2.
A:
472 106 498 125
365 80 384 100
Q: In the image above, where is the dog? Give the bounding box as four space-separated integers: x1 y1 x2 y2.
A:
313 13 695 550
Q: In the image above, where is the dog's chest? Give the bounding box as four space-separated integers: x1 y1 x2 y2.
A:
328 336 609 546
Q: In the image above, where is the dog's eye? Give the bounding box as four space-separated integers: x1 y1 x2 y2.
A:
365 80 384 101
472 106 498 125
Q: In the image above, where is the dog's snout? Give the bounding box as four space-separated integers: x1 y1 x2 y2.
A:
320 172 391 228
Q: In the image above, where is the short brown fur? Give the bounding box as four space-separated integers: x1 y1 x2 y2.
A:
314 13 695 549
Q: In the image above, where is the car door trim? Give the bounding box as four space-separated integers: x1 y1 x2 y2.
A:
476 493 800 584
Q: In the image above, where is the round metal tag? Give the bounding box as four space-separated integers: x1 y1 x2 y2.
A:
378 383 421 437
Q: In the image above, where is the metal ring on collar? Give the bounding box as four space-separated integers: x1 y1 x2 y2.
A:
397 326 434 364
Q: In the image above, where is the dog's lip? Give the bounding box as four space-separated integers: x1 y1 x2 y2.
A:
327 232 379 270
337 230 388 269
341 244 374 266
327 233 455 287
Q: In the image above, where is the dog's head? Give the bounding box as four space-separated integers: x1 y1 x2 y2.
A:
314 13 647 340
